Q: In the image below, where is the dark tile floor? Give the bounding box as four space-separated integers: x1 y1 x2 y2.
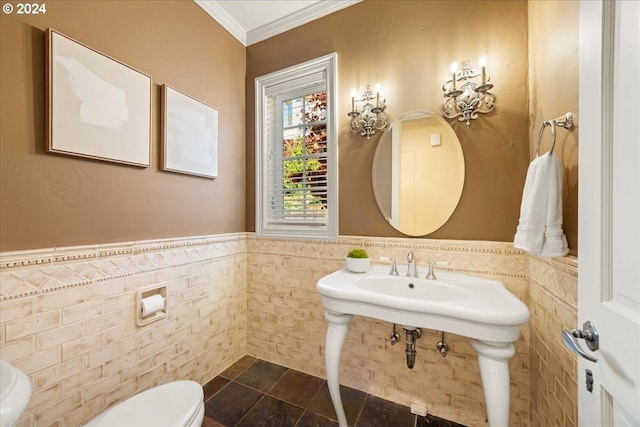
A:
201 355 466 427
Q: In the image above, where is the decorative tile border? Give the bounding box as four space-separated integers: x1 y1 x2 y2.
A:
3 233 570 302
0 233 248 301
528 254 578 309
248 235 529 279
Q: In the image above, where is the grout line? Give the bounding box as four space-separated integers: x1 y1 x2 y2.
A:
291 405 306 427
203 378 232 404
233 392 268 427
304 379 327 411
263 367 290 396
353 393 369 427
204 357 466 427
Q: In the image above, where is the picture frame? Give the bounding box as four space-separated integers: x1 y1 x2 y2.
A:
161 85 219 179
45 28 152 167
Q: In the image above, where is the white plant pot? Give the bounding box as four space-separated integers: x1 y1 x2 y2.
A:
345 257 370 273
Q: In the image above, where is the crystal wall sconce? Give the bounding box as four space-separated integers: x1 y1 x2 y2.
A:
442 57 495 127
348 84 388 140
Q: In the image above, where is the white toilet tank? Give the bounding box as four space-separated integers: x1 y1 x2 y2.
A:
85 380 204 427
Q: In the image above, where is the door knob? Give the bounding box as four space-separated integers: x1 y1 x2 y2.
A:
562 320 599 362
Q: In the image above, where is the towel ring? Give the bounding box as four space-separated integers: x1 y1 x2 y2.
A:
535 112 574 157
535 120 557 156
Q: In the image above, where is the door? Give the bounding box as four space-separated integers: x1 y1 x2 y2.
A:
577 0 640 425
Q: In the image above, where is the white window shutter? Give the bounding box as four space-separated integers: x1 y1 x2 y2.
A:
255 53 338 239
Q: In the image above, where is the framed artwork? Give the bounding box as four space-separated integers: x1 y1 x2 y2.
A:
45 28 152 167
161 85 219 179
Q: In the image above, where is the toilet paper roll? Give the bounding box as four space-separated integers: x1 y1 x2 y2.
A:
141 294 165 317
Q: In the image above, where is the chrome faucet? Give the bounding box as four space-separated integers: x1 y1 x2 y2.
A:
380 257 399 276
426 261 449 280
389 258 399 276
426 261 437 280
406 251 417 277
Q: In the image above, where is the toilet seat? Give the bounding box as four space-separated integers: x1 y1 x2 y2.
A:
85 380 204 427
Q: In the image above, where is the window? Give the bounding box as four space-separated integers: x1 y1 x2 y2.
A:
255 53 338 239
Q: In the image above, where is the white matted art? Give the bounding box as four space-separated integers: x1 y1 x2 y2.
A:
162 85 218 178
161 85 219 179
45 28 152 167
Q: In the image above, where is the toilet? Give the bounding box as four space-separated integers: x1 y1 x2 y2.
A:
85 380 204 427
0 360 32 427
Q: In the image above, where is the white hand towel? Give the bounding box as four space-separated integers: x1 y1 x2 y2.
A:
514 152 569 257
539 153 569 257
514 155 546 253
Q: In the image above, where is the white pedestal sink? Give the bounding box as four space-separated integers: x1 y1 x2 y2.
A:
316 266 530 427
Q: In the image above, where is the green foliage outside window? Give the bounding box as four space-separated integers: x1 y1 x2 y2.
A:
282 91 328 217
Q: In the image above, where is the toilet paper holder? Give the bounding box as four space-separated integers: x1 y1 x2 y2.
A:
136 283 168 326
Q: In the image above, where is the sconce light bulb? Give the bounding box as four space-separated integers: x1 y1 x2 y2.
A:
478 56 487 84
450 62 458 90
370 84 380 107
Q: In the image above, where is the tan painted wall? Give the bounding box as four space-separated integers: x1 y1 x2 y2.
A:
1 0 581 254
246 0 531 242
0 1 246 251
528 2 580 425
528 0 579 255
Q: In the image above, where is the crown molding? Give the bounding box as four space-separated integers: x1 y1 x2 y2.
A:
247 1 361 45
194 0 361 47
194 0 247 45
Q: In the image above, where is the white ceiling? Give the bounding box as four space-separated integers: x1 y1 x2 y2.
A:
194 0 361 46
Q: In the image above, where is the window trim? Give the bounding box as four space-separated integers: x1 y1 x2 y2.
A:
255 53 338 239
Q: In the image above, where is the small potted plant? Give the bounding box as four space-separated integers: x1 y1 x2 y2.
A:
345 248 370 273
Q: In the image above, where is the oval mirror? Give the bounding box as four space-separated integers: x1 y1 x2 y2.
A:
372 110 465 236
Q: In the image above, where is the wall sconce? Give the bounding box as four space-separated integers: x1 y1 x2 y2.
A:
348 84 388 140
441 57 495 127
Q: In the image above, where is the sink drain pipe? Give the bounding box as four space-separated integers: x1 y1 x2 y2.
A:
437 331 449 357
402 326 422 369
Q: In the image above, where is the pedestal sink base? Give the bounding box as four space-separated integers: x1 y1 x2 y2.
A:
471 340 516 427
324 311 517 427
324 310 352 427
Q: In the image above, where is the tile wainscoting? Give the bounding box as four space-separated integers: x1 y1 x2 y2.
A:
246 236 531 427
528 256 578 426
0 234 248 426
0 233 577 427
